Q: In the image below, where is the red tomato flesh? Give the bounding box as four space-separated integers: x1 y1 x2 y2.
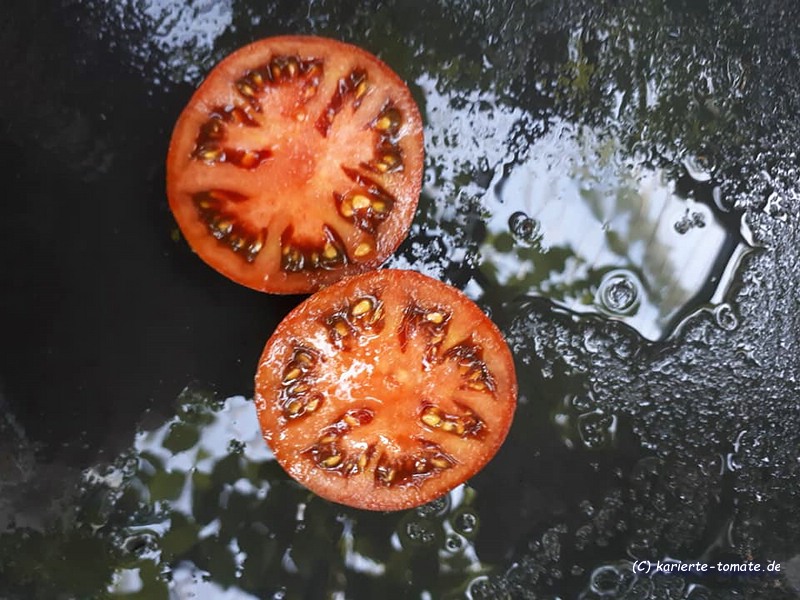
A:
167 36 424 294
254 270 518 511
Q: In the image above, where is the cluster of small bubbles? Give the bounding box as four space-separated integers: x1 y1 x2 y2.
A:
541 524 567 561
674 211 707 234
452 509 479 536
611 333 639 359
575 524 593 551
572 394 597 412
763 191 790 222
579 499 596 518
623 576 654 599
508 211 541 245
713 303 739 331
683 154 715 183
415 494 450 518
578 412 615 449
227 439 245 455
402 518 438 547
651 573 686 598
626 535 654 560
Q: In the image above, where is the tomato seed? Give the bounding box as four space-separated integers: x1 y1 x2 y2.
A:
351 298 373 317
351 194 371 210
197 146 223 163
430 457 451 470
377 466 396 484
247 238 264 256
286 58 299 78
322 243 339 260
353 242 373 258
236 81 256 99
283 368 302 383
421 410 442 427
305 395 321 412
354 79 369 100
425 312 445 324
286 399 303 416
320 454 342 468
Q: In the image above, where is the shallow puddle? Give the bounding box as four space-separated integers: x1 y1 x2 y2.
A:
2 0 800 599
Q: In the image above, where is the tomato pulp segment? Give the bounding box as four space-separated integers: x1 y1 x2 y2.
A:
166 36 424 294
254 270 518 511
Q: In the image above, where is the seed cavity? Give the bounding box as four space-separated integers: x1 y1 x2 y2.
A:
338 167 397 233
194 145 224 163
419 402 485 439
303 409 376 475
398 302 452 355
324 293 385 344
373 104 402 135
374 440 456 487
278 346 322 419
192 191 266 262
280 225 348 273
444 341 497 394
369 143 404 174
316 69 369 137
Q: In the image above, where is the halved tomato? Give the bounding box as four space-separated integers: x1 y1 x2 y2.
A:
167 36 424 294
254 270 518 511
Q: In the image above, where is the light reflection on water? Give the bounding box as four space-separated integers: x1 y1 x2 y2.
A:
93 390 487 598
478 121 749 340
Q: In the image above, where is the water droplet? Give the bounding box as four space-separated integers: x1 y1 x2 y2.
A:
122 533 157 557
590 565 621 594
445 532 465 552
508 211 541 244
466 576 493 600
714 303 739 331
597 271 640 315
452 509 479 535
683 154 715 182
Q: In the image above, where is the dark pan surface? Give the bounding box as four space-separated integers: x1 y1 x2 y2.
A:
1 1 800 598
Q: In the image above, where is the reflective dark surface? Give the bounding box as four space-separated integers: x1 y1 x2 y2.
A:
2 0 800 598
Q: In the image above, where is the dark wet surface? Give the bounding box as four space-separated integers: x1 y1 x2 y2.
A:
2 0 800 598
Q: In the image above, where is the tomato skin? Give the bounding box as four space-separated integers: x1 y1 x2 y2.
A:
167 36 424 294
254 270 518 511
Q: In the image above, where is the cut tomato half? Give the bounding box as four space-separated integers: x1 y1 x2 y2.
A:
254 270 518 511
167 36 424 294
